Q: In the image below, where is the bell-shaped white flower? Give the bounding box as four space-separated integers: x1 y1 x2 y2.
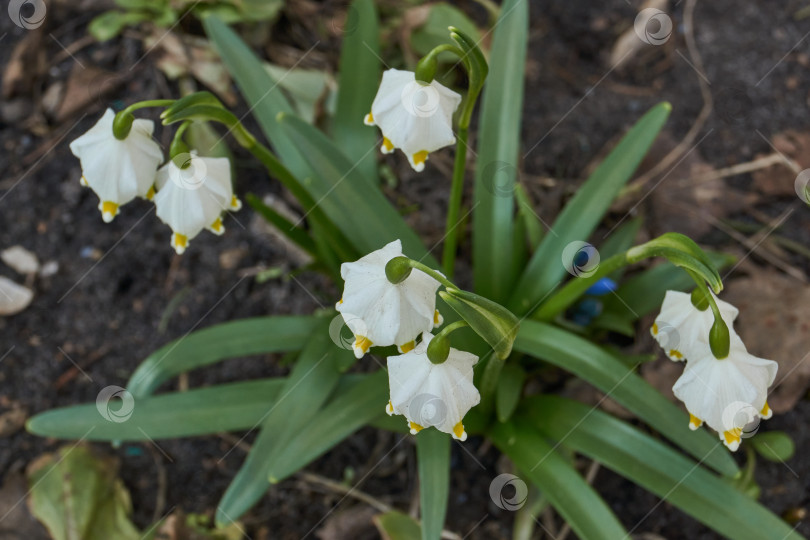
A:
364 69 461 172
386 332 480 440
672 336 777 451
153 152 242 254
336 240 442 358
651 290 738 361
69 109 163 222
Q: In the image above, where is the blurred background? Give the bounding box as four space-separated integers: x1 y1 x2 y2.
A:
1 0 809 538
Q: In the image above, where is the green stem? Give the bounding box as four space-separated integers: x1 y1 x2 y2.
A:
532 253 628 322
441 127 469 279
404 259 457 290
120 99 175 116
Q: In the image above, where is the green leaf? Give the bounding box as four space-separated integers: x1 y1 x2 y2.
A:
490 419 628 540
217 324 352 526
333 0 381 184
496 363 526 422
245 193 318 257
374 511 422 540
604 251 735 321
508 103 671 315
186 119 233 160
267 370 388 483
264 63 330 124
278 113 433 262
410 3 481 58
513 320 739 476
127 316 320 398
416 429 449 540
523 395 804 540
203 16 309 179
472 0 528 303
438 289 519 360
28 445 141 540
599 217 642 281
627 232 724 293
514 184 543 252
88 11 149 42
751 431 796 462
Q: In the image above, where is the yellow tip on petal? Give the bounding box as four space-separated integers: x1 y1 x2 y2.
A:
386 401 394 416
144 186 156 200
688 413 703 431
364 112 375 126
99 201 119 223
230 195 242 211
668 349 684 361
397 340 415 354
452 421 467 441
651 323 658 336
171 232 188 255
723 428 742 451
353 335 372 358
760 401 772 420
208 217 225 236
80 175 89 187
381 137 395 154
433 309 443 328
409 421 424 435
410 150 429 172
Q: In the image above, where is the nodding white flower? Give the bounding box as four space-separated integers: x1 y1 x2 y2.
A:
386 332 480 441
153 152 242 254
673 336 777 451
364 69 461 172
69 109 163 223
651 290 739 361
336 240 443 359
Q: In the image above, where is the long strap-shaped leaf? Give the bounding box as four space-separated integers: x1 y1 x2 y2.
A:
216 322 352 526
513 320 739 477
490 419 628 540
127 316 320 398
472 0 528 303
416 429 450 540
507 103 671 315
524 396 805 540
279 114 434 262
332 0 381 185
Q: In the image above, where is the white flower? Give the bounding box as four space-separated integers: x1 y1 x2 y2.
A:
672 336 777 451
364 69 462 172
336 239 442 358
651 290 738 361
69 109 163 222
386 332 480 440
153 152 242 254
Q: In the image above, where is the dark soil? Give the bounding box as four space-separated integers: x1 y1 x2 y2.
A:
1 0 809 539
